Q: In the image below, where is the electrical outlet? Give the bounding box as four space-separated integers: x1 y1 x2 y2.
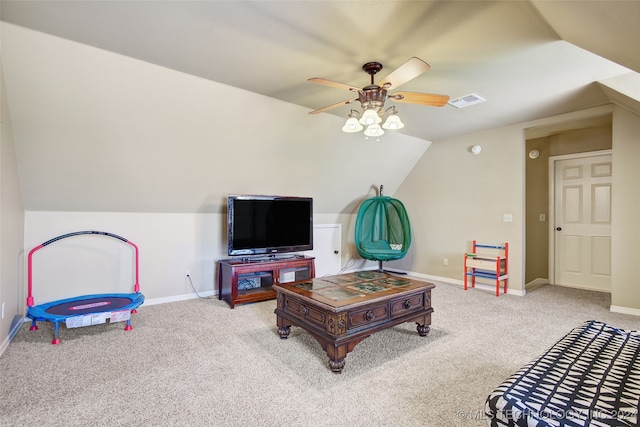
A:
443 258 449 266
184 269 190 278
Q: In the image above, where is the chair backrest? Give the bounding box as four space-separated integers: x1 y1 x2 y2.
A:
354 196 411 261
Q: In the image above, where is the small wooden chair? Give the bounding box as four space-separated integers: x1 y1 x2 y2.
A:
464 241 508 296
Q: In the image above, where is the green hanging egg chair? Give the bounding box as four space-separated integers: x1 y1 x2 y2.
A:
354 185 412 272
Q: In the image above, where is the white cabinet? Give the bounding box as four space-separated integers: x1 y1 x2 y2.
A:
304 224 341 277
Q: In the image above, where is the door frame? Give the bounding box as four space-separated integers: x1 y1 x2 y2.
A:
547 149 612 285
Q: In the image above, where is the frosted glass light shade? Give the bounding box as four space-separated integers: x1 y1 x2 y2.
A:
359 108 382 125
382 113 404 130
342 117 363 133
364 123 384 137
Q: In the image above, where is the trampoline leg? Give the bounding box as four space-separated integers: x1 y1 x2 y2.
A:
125 308 136 330
52 322 60 345
30 319 38 331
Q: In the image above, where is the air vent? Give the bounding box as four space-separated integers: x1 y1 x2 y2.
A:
448 93 486 108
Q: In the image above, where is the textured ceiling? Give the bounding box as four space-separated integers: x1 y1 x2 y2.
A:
2 1 638 141
1 1 639 213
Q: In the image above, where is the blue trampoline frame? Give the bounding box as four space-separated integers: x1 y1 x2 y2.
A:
26 231 145 344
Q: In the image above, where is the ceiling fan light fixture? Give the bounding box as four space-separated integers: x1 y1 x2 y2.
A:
382 107 404 130
364 123 384 138
359 108 382 125
308 57 449 139
342 114 363 133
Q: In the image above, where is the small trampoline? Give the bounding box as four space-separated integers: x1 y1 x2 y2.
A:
27 231 145 345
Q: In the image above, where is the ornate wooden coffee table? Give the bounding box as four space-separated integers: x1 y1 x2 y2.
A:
274 271 435 373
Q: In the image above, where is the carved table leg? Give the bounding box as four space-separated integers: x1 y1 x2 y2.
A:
328 358 346 373
278 325 291 339
276 312 292 339
416 323 430 337
324 342 349 374
324 338 363 374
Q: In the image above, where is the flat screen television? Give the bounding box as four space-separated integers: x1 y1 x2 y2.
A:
227 195 313 256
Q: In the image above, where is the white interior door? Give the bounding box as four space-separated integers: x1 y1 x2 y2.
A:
553 153 612 291
304 224 341 277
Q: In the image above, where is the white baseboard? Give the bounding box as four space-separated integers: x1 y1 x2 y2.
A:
399 269 463 286
0 316 27 357
610 305 640 317
395 270 526 296
143 290 216 306
526 278 549 288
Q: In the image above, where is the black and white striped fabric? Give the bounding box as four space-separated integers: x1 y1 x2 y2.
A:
485 320 640 426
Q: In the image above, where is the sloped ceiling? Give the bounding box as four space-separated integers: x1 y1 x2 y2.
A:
1 1 638 213
531 0 640 73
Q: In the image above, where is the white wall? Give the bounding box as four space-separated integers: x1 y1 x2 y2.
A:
23 211 366 305
2 23 431 216
611 106 640 312
0 58 26 353
18 105 640 316
393 124 525 292
25 212 226 304
12 108 640 360
394 104 640 312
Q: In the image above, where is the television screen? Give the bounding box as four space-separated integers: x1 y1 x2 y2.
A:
227 195 313 256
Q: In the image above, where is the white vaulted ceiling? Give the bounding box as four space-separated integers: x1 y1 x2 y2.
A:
1 1 638 213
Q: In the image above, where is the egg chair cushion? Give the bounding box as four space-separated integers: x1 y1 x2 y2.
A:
355 196 411 262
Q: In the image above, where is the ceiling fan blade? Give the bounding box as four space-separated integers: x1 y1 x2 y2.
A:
307 78 361 92
389 91 450 107
379 57 431 89
308 98 359 114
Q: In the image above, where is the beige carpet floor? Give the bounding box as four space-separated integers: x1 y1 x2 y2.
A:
1 280 638 426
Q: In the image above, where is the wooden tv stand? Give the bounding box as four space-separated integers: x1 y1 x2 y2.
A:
217 256 315 309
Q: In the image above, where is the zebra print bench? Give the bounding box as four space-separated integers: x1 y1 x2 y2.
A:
485 320 640 426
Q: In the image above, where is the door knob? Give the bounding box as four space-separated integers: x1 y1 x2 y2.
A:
334 250 339 254
556 227 562 231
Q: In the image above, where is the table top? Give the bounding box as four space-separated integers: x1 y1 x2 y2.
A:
274 270 434 310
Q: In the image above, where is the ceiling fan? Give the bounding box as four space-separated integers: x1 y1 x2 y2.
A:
308 57 449 113
307 57 449 138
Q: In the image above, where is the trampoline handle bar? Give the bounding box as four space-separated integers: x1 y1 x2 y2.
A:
40 230 128 247
128 240 140 293
26 244 43 307
27 231 140 307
